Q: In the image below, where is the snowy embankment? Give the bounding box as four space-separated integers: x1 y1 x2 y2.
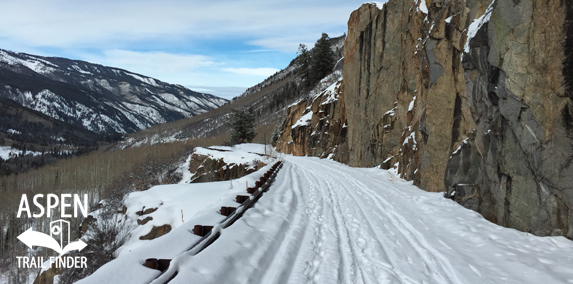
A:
81 149 573 284
121 144 274 254
77 144 275 283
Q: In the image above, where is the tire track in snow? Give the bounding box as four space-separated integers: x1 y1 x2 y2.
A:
203 162 307 284
294 158 418 284
293 158 402 284
319 174 379 281
81 153 573 284
356 183 464 283
296 162 356 284
317 160 465 284
249 162 312 284
313 165 419 284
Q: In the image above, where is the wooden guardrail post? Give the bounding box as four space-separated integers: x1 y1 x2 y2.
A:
235 195 250 204
220 206 236 216
193 225 213 237
144 161 285 276
144 258 171 272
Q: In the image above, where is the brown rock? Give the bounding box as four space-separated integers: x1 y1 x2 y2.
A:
139 224 172 240
276 80 347 162
446 0 573 237
33 258 64 284
79 215 96 236
137 216 153 225
188 151 265 183
136 207 157 216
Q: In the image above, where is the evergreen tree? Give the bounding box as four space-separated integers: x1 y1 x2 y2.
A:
271 125 281 147
297 44 312 89
229 108 257 144
311 33 336 83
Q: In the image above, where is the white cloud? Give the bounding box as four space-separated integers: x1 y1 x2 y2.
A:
77 50 280 88
222 67 280 77
0 0 364 52
84 50 217 75
0 0 374 89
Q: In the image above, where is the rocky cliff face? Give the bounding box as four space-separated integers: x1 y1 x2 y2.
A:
277 80 347 160
446 0 573 237
277 0 572 238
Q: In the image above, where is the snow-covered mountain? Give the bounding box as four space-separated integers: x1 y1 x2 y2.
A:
0 49 228 134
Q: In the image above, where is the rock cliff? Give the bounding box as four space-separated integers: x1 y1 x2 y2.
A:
277 0 572 238
277 80 348 161
187 147 266 183
446 0 573 237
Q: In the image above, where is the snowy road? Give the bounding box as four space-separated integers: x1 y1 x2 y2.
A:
156 155 573 284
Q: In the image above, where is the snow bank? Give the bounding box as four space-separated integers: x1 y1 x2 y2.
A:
78 145 276 284
7 129 21 135
408 96 417 111
320 80 342 106
417 0 428 14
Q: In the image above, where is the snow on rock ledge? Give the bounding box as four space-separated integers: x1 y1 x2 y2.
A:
276 79 346 160
186 143 274 183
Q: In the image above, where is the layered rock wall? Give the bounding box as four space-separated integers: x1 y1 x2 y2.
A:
277 81 348 161
446 0 573 237
188 150 266 183
277 0 572 238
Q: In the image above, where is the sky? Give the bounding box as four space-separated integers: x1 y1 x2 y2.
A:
0 0 378 99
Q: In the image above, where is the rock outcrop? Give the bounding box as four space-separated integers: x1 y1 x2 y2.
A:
79 215 97 237
277 0 572 238
188 149 266 183
139 224 172 240
277 80 348 161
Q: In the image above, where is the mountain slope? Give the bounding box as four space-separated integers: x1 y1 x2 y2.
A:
0 97 107 146
0 49 228 134
113 34 345 149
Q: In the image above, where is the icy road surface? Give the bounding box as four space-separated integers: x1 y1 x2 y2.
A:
156 155 573 284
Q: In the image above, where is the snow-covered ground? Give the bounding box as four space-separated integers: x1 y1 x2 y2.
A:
119 144 275 254
80 149 573 284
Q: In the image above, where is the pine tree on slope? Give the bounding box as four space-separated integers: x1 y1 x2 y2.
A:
229 108 257 144
311 33 336 84
297 44 312 89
